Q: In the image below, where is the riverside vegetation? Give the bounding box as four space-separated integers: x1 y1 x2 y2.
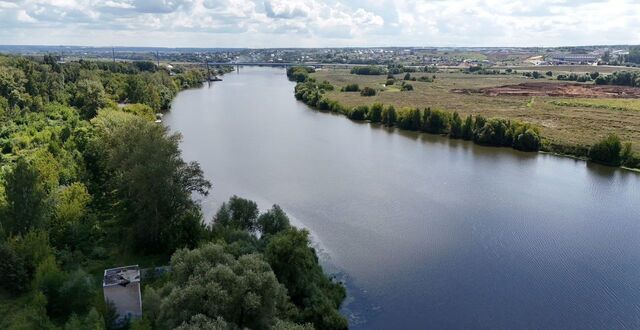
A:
0 55 347 329
289 66 640 169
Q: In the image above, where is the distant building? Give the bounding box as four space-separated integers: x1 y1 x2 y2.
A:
549 54 599 64
103 265 142 323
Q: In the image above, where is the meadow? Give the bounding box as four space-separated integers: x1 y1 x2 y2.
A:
311 69 640 152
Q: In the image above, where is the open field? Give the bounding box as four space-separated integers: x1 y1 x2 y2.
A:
454 82 640 98
494 65 640 74
311 69 640 152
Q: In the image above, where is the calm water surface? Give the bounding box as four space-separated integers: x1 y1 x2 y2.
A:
165 67 640 329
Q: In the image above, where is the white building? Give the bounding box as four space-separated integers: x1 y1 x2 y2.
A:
103 265 142 323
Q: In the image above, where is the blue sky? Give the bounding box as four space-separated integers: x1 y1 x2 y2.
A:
0 0 639 47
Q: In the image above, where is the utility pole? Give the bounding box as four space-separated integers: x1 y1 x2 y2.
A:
112 47 116 63
156 51 160 67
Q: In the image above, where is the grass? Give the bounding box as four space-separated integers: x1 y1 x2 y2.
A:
312 69 640 152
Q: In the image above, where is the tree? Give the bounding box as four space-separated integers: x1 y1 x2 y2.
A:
403 73 411 80
589 134 622 165
213 196 259 231
461 115 474 140
73 79 108 119
159 243 289 329
0 241 29 295
1 157 48 236
92 111 211 253
257 205 291 237
265 228 347 330
368 103 383 123
449 112 463 138
381 105 397 126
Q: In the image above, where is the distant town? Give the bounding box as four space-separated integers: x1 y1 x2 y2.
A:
0 45 636 68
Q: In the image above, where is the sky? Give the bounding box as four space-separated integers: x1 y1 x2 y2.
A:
0 0 639 48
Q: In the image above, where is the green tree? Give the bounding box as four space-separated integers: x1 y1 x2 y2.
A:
159 243 289 329
73 79 108 119
265 228 347 330
1 157 48 236
449 112 463 138
92 111 211 253
368 103 383 123
589 134 622 165
461 115 474 140
257 205 291 237
213 195 259 231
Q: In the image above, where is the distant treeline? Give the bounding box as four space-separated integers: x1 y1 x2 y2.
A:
291 68 639 169
594 71 640 87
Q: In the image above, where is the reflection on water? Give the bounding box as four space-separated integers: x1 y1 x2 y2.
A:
165 67 640 329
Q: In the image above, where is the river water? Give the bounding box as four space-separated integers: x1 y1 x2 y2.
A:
165 66 640 329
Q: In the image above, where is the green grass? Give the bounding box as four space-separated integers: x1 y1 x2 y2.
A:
550 98 640 112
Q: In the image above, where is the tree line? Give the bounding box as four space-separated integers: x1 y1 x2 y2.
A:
293 73 639 168
0 55 346 329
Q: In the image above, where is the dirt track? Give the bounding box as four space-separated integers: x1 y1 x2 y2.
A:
452 82 640 98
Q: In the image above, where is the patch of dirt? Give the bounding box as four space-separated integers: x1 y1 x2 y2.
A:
451 82 640 98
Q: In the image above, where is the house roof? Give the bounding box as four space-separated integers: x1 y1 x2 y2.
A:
103 265 141 287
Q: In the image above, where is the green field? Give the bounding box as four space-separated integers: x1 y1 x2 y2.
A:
311 69 640 152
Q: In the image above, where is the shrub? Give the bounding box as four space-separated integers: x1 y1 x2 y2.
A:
401 83 413 91
368 103 383 123
341 84 360 92
360 87 376 97
381 105 397 126
347 105 369 120
589 134 622 165
449 112 462 138
422 108 450 134
350 66 385 75
385 79 395 86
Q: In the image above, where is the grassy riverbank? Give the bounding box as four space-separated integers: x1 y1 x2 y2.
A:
292 67 640 169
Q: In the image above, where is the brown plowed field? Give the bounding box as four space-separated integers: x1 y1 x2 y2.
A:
452 83 640 98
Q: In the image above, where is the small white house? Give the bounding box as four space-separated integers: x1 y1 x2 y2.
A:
103 265 142 323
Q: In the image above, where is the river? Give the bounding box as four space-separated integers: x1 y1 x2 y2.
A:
164 66 640 329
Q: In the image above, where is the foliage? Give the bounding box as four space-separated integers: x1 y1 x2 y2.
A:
286 67 315 83
1 157 48 236
368 103 383 123
91 110 211 253
350 66 386 75
360 86 376 96
158 243 289 329
588 134 622 165
340 83 360 92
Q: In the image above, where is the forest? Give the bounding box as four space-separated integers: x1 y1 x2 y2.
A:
0 56 347 329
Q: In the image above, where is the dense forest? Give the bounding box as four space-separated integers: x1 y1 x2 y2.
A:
289 67 640 168
0 56 347 329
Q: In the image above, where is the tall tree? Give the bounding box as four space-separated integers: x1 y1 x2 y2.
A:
1 157 48 236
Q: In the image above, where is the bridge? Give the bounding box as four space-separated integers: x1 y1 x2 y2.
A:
205 62 387 72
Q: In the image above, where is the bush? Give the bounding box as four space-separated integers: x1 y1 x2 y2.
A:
350 66 385 75
341 84 360 92
347 105 369 120
401 83 413 91
449 112 462 138
360 87 376 97
513 128 541 151
0 242 29 295
368 103 383 123
422 108 450 134
589 134 622 165
381 105 397 126
385 79 395 86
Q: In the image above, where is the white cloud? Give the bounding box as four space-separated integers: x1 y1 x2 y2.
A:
0 0 637 47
